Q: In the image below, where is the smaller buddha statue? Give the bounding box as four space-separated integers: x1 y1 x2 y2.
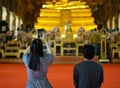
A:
77 27 85 43
91 29 100 44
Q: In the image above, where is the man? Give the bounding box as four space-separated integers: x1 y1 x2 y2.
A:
73 44 103 88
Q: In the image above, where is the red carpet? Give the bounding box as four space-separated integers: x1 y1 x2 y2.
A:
0 64 120 88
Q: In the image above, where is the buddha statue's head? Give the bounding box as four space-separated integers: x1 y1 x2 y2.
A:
64 21 72 32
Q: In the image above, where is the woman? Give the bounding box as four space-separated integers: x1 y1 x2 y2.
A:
22 33 54 88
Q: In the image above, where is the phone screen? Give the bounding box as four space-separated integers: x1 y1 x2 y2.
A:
38 28 45 38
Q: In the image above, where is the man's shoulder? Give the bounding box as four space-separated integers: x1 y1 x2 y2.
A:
74 61 85 68
75 61 102 67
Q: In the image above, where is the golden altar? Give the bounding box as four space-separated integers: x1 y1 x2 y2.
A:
34 0 97 33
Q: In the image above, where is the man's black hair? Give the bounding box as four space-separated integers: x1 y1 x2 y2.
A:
82 44 95 60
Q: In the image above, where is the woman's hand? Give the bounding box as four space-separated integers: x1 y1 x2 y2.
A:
40 33 52 54
40 33 47 42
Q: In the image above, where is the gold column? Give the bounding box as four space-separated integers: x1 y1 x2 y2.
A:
99 34 109 63
0 0 2 21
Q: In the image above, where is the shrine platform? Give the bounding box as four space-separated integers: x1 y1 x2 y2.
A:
0 56 98 64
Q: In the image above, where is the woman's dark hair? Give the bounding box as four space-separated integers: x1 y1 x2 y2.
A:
82 44 95 60
29 39 43 71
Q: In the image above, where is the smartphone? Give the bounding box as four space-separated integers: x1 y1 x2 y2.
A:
38 28 45 38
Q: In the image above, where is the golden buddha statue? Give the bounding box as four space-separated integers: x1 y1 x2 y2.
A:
62 21 74 43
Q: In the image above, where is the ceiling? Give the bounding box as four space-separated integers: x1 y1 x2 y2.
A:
2 0 120 29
